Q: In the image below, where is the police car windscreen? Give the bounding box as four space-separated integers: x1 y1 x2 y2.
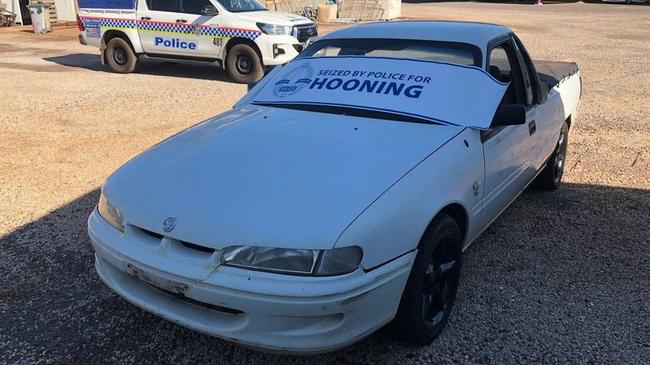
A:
299 39 480 67
217 0 267 12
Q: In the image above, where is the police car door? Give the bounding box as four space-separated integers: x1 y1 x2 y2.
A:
138 0 223 58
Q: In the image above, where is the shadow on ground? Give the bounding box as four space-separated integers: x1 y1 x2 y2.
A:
43 53 236 82
1 183 648 364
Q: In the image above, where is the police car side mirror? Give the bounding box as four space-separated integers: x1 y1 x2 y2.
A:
305 36 320 48
200 5 219 16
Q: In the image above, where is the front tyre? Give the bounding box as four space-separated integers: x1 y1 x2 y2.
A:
392 214 462 344
533 121 569 191
226 44 264 84
105 37 137 74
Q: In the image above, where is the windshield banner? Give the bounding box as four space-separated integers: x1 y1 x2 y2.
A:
251 56 508 129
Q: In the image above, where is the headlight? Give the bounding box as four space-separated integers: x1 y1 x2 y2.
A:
256 22 292 36
222 245 363 276
97 192 124 232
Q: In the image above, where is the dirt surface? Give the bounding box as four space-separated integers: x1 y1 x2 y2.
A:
1 2 649 364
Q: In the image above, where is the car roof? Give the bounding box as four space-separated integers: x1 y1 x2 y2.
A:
320 20 512 52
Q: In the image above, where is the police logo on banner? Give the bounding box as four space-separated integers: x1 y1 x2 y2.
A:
273 63 314 97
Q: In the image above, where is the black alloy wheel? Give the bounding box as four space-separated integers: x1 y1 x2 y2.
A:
421 236 461 327
392 213 463 344
533 121 569 191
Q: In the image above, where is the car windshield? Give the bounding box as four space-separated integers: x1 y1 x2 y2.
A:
249 55 507 128
217 0 267 12
299 38 481 67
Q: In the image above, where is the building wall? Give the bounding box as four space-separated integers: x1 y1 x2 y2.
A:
54 0 76 21
2 0 23 24
1 0 76 24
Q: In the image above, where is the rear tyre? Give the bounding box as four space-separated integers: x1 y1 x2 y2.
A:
105 37 137 74
226 44 264 84
392 214 462 344
533 121 569 191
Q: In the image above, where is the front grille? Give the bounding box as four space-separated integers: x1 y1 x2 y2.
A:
141 228 163 240
147 283 244 315
180 241 215 254
295 25 317 43
134 225 216 255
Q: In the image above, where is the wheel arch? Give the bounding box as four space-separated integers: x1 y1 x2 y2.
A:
422 203 469 248
101 29 142 55
565 115 572 130
223 37 263 68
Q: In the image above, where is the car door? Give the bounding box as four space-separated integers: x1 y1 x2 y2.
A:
137 0 223 58
513 36 562 171
479 38 539 226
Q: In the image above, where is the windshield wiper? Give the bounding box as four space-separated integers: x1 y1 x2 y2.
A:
252 103 444 126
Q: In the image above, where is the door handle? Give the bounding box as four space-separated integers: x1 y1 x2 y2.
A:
140 16 151 20
176 18 188 23
528 120 537 136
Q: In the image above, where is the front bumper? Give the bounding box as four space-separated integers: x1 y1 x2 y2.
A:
257 34 304 66
88 210 414 353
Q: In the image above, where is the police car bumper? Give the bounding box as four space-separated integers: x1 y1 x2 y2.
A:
88 210 414 353
259 35 303 66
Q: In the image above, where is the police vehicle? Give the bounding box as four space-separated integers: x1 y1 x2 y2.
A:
76 0 317 83
88 21 581 353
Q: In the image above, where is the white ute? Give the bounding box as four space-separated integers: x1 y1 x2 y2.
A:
76 0 317 83
88 21 581 353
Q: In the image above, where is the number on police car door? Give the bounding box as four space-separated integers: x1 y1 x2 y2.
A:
138 0 223 58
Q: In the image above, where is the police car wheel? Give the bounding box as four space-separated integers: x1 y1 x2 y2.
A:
226 44 263 84
105 37 137 74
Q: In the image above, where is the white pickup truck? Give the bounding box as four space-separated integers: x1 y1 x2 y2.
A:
76 0 317 83
88 21 581 353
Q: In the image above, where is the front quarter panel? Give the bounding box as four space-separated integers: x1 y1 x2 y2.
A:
335 128 484 269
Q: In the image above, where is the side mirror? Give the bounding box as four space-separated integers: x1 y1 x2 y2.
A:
200 5 219 16
305 36 320 48
491 104 526 126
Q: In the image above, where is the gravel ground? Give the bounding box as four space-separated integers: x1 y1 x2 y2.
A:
1 2 649 364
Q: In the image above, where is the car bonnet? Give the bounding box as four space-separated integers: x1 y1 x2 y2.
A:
104 106 465 251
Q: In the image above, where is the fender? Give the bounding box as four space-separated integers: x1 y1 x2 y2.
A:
100 28 144 62
335 128 484 269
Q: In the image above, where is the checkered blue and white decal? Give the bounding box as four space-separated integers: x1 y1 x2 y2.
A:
80 16 261 41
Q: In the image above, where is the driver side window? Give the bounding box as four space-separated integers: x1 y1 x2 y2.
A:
488 46 511 83
182 0 213 14
488 40 525 106
146 0 212 14
146 0 180 12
